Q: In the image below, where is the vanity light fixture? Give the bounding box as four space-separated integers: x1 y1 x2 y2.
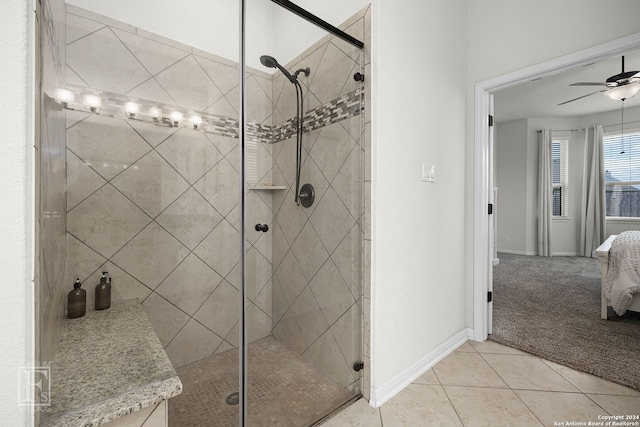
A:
55 87 215 132
124 102 140 119
170 111 183 127
54 88 74 107
84 94 102 112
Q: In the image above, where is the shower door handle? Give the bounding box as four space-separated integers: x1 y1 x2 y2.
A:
255 224 269 232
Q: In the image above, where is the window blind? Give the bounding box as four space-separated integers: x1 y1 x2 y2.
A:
552 140 568 216
551 141 568 185
603 131 640 183
603 130 640 217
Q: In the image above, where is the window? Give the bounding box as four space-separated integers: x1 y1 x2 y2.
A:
552 140 568 217
603 130 640 218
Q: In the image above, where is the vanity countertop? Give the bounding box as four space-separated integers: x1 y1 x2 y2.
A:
42 300 182 427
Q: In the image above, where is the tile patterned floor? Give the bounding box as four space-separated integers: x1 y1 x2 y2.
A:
321 341 640 427
169 336 355 426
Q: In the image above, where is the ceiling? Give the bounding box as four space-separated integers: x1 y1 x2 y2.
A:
494 50 640 123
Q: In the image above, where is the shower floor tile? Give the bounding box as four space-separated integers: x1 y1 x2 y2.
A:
169 336 356 426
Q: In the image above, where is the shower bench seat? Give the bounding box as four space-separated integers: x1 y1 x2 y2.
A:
41 300 182 427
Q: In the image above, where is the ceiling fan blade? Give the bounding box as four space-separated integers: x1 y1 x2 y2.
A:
558 90 607 106
569 82 606 86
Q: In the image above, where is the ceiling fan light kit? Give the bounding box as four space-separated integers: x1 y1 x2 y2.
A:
559 55 640 105
604 83 640 101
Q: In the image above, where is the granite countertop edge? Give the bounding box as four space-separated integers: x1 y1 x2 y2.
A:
41 300 183 427
42 373 182 427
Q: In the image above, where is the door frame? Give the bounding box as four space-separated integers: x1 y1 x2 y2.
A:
472 32 640 342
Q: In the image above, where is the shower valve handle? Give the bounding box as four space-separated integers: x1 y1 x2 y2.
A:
255 223 269 233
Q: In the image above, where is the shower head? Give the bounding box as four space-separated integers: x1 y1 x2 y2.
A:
260 55 297 83
259 55 278 68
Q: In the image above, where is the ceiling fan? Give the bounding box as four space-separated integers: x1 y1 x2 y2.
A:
558 56 640 105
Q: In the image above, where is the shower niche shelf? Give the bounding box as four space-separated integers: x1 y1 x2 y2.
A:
248 185 287 191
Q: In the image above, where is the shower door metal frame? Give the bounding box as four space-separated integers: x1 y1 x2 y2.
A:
270 0 364 48
238 1 364 425
238 0 248 425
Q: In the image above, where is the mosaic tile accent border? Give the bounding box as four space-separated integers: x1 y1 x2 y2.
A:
247 122 272 144
59 85 362 145
272 88 364 143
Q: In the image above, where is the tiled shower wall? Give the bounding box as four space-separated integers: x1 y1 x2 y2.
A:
62 4 372 391
63 5 273 368
39 0 68 366
269 9 368 392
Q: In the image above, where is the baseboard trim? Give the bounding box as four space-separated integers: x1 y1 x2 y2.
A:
498 250 580 257
497 249 536 256
368 328 471 408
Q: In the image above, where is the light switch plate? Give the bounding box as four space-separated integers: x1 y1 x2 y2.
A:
422 163 435 183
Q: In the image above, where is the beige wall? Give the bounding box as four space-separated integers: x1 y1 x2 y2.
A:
371 0 468 390
495 117 583 256
495 119 528 254
370 0 640 398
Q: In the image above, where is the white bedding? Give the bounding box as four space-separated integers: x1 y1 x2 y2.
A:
603 230 640 316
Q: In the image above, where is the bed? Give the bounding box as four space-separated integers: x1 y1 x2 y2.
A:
596 232 640 319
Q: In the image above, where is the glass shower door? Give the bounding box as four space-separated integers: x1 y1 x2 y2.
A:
244 1 365 424
56 2 242 426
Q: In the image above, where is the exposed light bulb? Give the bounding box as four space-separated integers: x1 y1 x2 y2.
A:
190 115 202 129
124 102 140 118
170 111 183 127
149 107 161 121
84 94 102 112
605 83 640 101
54 88 74 106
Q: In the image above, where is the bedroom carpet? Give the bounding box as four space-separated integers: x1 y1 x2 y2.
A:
491 253 640 391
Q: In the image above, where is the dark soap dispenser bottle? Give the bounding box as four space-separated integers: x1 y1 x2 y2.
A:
67 278 86 319
95 272 111 310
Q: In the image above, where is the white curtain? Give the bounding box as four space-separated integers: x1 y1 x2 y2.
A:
580 125 606 257
537 129 553 256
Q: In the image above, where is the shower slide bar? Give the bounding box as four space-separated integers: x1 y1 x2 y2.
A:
271 0 365 49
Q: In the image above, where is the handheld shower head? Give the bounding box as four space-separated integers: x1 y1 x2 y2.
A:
259 55 278 68
259 55 311 208
259 55 296 83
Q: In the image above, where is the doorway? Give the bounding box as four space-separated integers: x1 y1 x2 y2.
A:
473 32 640 340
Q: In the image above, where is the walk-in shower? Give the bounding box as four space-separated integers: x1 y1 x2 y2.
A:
38 0 366 425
